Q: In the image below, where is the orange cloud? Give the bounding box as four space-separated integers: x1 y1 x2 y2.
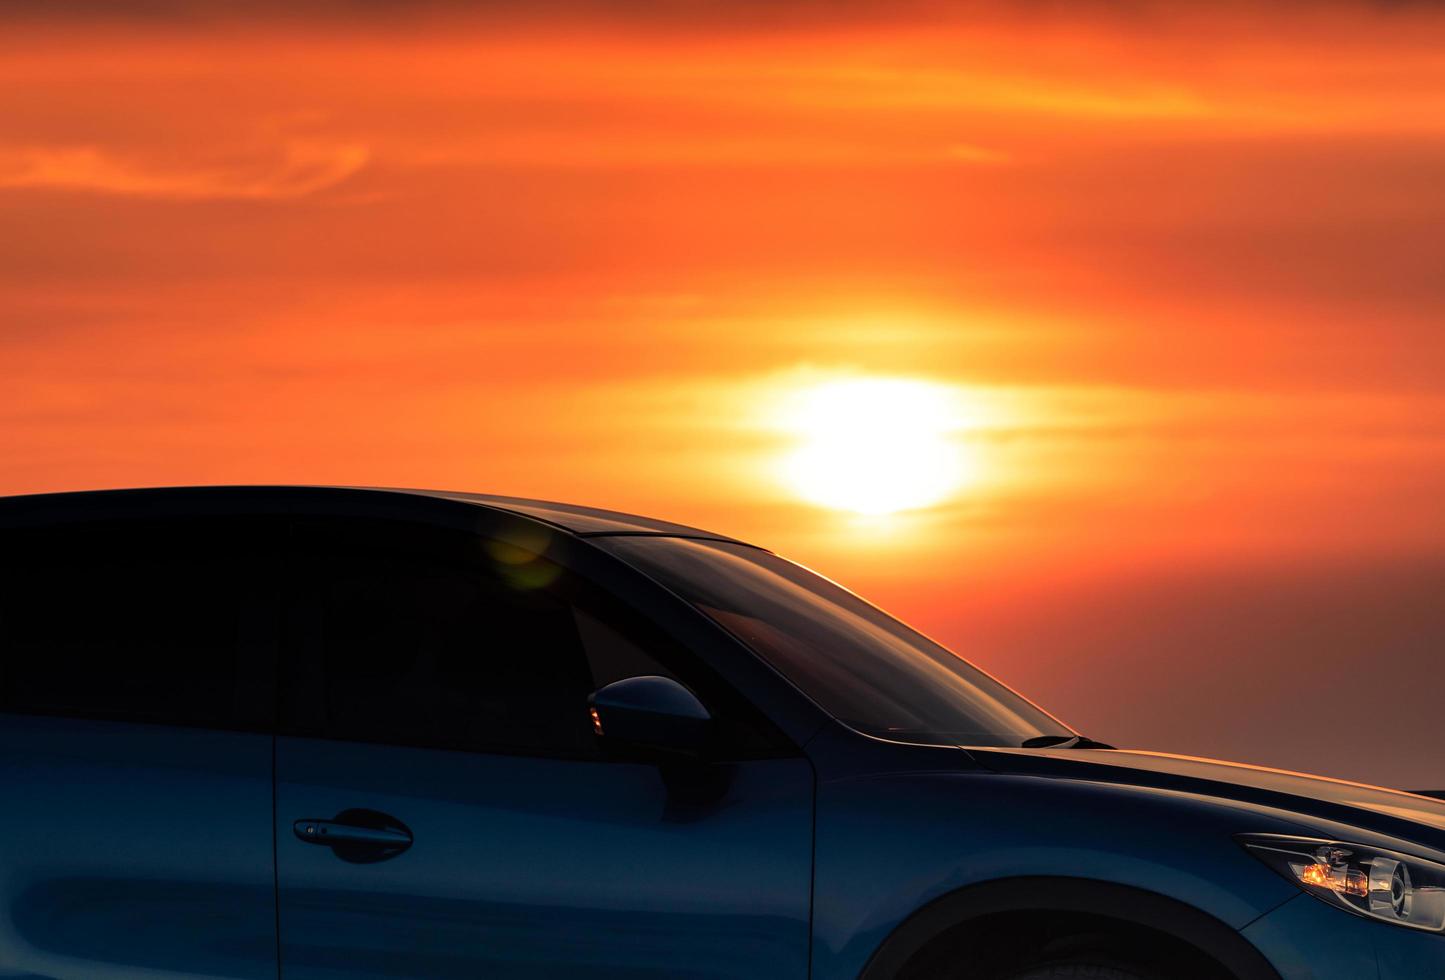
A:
0 139 368 199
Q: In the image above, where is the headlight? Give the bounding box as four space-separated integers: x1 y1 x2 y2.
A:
1239 833 1445 932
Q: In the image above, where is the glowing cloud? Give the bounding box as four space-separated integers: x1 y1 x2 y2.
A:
0 140 369 200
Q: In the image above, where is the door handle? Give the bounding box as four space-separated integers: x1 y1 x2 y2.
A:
293 808 413 863
295 820 411 847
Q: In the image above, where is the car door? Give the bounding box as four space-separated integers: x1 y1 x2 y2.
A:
0 517 280 980
273 518 814 980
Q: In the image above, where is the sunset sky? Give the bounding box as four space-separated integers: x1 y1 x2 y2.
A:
3 1 1443 788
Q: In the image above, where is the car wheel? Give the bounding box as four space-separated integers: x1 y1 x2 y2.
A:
1002 965 1157 980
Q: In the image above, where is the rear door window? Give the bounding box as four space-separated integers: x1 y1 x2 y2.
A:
0 519 279 731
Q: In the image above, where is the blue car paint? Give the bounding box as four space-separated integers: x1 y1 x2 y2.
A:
803 717 1445 978
0 714 276 979
1 485 1443 979
803 724 1293 978
1242 895 1383 980
275 736 814 979
963 746 1445 855
811 774 1293 977
1240 885 1445 980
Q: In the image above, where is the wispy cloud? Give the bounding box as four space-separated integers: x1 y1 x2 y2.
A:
0 139 368 200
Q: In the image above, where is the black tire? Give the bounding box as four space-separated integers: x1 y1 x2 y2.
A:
1002 965 1156 980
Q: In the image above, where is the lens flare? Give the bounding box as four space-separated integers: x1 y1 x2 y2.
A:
487 527 562 589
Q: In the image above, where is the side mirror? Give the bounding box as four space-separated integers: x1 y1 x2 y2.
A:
588 675 713 758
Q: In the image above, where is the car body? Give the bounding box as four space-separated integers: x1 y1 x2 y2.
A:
0 484 1441 980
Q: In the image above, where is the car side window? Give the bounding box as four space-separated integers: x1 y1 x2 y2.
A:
282 520 791 760
283 521 600 758
573 606 682 690
0 519 278 731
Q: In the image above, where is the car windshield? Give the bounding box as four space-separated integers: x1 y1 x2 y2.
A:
601 536 1072 748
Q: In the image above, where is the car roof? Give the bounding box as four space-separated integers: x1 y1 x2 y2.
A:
0 485 746 543
386 487 743 540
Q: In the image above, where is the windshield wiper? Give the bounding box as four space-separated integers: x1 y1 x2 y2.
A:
1020 734 1115 750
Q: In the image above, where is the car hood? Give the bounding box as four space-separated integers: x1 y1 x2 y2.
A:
965 746 1445 853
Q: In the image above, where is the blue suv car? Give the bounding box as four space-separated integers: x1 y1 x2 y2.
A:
1 486 1441 980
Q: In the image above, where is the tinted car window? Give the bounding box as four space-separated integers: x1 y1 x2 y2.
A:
573 606 682 690
0 519 277 731
283 520 789 760
285 526 595 757
602 536 1073 748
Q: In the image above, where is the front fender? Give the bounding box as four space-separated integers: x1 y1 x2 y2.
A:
857 877 1282 980
811 770 1309 980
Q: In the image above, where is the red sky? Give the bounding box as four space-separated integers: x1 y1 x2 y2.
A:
3 0 1443 788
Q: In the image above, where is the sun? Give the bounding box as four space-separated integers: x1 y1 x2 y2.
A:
777 377 978 515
